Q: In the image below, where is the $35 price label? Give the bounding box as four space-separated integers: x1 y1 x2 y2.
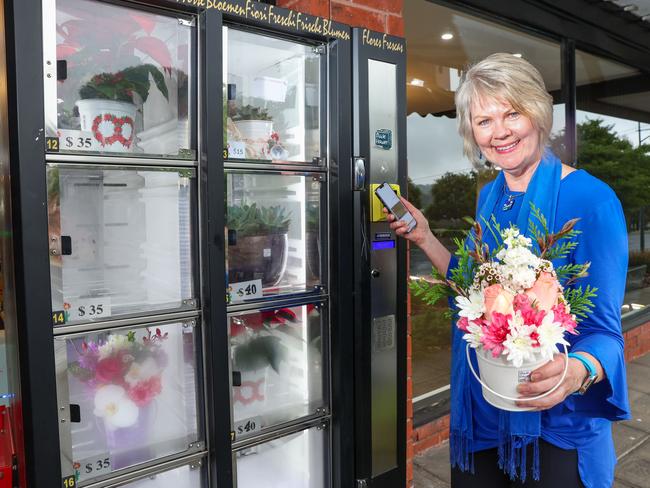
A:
67 298 112 321
73 454 111 483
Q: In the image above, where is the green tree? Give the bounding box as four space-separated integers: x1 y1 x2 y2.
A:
425 171 478 222
550 119 650 222
407 177 423 210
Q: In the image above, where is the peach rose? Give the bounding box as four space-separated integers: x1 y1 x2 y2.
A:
525 271 560 311
483 284 514 322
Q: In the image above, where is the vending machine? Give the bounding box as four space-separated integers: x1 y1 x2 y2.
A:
0 1 406 487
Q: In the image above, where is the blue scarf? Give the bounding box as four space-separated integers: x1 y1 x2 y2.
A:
449 151 562 481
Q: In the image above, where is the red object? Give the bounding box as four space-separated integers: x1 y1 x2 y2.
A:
0 406 15 488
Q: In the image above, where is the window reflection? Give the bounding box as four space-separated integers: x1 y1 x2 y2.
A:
404 0 565 401
575 49 650 319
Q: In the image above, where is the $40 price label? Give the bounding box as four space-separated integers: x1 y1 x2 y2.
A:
228 279 263 303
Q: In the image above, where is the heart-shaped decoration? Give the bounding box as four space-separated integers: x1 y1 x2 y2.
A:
91 113 135 148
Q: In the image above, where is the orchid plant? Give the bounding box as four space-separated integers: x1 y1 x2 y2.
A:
411 204 598 367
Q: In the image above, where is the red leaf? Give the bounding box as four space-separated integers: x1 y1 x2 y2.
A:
129 37 173 70
129 13 156 35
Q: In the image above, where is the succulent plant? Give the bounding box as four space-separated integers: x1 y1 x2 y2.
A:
227 203 291 236
231 104 272 122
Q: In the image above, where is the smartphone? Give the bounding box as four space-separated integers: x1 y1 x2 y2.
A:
374 182 417 233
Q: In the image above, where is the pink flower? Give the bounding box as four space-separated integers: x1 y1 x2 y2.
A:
513 293 546 326
127 376 162 407
95 357 126 384
457 316 470 332
483 284 514 322
552 303 578 335
525 272 560 311
481 313 510 357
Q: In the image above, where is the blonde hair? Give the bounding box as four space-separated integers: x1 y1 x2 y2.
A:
455 53 553 165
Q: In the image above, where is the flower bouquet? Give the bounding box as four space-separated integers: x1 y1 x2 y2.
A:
411 205 597 410
69 328 169 430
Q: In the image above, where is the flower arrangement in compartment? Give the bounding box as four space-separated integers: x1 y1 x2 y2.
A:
69 328 169 470
411 206 597 411
227 203 291 292
76 64 169 152
226 104 289 160
230 305 321 415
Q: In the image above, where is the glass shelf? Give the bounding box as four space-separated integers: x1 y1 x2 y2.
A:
226 171 324 303
47 165 196 326
224 27 321 164
55 321 201 485
234 424 327 488
230 303 325 441
47 0 194 158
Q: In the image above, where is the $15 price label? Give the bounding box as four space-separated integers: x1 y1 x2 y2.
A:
228 279 263 303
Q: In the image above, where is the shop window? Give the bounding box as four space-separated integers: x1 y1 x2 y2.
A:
575 49 650 322
404 0 565 412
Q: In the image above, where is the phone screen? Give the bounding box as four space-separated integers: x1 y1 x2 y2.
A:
390 200 408 219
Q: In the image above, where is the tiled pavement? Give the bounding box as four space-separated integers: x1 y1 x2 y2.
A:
414 351 650 487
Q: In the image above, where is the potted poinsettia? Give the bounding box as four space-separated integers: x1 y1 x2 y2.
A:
76 64 169 152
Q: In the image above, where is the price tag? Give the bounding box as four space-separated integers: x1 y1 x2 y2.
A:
74 454 111 483
228 141 246 159
66 298 112 321
233 416 263 439
57 129 101 151
228 279 263 303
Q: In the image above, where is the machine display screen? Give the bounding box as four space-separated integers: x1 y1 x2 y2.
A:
372 240 396 251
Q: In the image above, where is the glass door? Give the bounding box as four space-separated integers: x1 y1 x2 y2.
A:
43 1 205 487
223 24 331 486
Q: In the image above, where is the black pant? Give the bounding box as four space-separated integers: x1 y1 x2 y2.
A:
451 440 584 487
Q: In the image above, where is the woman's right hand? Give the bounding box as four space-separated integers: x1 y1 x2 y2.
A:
384 197 432 248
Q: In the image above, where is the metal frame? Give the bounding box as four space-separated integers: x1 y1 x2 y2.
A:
351 27 407 488
4 0 354 486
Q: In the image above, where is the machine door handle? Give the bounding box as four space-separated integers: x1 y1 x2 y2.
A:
353 157 366 191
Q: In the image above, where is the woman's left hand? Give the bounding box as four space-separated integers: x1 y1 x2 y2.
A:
515 355 590 410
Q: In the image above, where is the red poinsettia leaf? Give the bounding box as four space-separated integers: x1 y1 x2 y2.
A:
56 44 79 59
128 37 173 70
129 13 157 35
276 308 297 322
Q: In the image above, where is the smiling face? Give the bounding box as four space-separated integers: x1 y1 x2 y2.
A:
471 97 542 177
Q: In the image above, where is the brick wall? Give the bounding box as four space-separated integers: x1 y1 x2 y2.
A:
276 0 404 36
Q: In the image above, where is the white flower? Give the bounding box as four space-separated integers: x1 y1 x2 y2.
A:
536 313 570 361
455 289 484 320
502 316 538 367
501 227 532 249
93 384 139 429
98 334 131 360
124 357 160 386
463 322 484 349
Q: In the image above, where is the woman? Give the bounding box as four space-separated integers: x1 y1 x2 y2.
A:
389 53 630 487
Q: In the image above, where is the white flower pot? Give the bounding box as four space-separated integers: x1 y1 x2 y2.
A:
76 99 137 153
473 347 548 411
467 344 568 412
234 120 273 140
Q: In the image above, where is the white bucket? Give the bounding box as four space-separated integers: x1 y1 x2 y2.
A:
76 99 137 153
234 120 273 140
466 343 568 411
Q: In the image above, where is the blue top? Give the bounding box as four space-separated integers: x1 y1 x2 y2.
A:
450 169 630 488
